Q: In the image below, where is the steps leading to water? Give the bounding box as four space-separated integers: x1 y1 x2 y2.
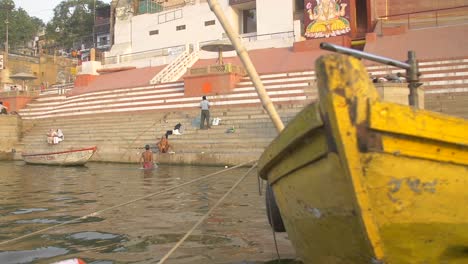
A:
14 56 468 165
19 104 303 165
366 56 468 118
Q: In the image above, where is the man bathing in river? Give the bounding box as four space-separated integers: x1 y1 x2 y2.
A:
140 144 154 169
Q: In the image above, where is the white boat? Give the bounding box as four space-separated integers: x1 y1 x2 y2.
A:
22 147 97 166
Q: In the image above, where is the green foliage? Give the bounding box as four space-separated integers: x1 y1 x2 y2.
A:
0 0 44 50
46 0 106 50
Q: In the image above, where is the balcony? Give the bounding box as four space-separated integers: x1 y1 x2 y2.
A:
229 0 255 5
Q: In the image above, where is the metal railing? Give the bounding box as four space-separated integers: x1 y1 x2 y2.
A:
102 44 186 65
240 31 295 42
320 42 422 108
138 0 192 15
379 5 468 32
229 0 255 5
199 31 295 47
188 63 246 76
0 90 40 97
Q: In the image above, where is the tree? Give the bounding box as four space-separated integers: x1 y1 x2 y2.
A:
46 0 106 50
0 0 44 51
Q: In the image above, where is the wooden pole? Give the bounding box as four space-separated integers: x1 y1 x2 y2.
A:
207 0 284 132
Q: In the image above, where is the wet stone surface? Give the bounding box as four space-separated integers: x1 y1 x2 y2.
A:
0 161 300 263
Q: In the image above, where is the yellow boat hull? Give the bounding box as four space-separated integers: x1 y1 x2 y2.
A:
259 55 468 263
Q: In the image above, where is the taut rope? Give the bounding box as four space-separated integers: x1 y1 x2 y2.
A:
157 162 258 264
0 160 256 246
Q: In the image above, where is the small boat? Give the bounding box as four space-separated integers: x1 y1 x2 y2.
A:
22 146 97 166
258 54 468 263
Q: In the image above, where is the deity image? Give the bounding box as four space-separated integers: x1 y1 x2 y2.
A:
305 0 351 38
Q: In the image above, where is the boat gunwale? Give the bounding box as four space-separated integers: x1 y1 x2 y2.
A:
258 103 324 180
21 146 97 157
368 100 468 147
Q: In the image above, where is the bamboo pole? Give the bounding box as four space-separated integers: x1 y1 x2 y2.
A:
207 0 284 132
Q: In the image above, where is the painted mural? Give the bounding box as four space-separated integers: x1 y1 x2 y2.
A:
304 0 351 39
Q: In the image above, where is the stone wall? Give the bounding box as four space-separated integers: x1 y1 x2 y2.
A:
425 91 468 119
0 115 21 160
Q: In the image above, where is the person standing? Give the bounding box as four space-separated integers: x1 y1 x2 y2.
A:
140 144 154 169
200 96 211 129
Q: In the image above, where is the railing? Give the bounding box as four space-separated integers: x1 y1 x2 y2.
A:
379 5 468 32
150 47 200 84
157 8 183 24
240 31 295 42
229 0 255 5
138 0 192 15
102 44 186 65
0 90 40 97
188 63 246 76
199 31 295 47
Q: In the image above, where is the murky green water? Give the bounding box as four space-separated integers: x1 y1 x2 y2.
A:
0 161 298 264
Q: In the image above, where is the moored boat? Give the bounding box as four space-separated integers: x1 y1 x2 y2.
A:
22 146 97 166
258 54 468 263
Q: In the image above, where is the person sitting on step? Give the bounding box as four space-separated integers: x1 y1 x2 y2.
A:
157 134 171 153
0 101 8 115
46 129 55 144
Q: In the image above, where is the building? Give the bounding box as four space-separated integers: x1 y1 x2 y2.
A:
94 5 112 51
94 0 467 70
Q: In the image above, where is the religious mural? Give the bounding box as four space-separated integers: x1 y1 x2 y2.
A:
304 0 351 39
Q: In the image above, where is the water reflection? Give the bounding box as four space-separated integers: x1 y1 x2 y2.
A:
0 161 298 263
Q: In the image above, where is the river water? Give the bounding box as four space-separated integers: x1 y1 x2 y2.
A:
0 161 299 264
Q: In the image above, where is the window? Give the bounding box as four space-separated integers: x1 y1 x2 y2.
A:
295 0 304 11
98 36 109 46
149 30 159 35
242 9 256 34
176 25 186 31
205 20 215 26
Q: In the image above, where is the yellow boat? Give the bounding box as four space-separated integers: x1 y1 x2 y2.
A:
258 54 468 263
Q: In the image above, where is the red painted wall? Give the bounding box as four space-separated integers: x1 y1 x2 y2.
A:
184 73 242 97
0 96 36 112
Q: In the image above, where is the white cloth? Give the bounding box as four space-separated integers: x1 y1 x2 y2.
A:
57 129 64 141
212 117 221 126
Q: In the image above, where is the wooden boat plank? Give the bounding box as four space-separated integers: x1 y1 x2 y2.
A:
369 101 468 147
265 129 328 184
273 153 375 263
378 133 468 166
316 54 385 260
258 103 323 178
362 152 468 263
259 54 468 263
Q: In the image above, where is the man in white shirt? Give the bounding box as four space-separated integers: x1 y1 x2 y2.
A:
200 96 211 129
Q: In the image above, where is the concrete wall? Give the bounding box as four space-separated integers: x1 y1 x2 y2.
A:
425 91 468 119
111 0 295 57
1 54 76 90
0 115 21 159
113 2 229 55
256 0 294 36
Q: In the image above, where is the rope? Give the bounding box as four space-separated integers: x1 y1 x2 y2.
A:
157 162 258 264
0 160 256 246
